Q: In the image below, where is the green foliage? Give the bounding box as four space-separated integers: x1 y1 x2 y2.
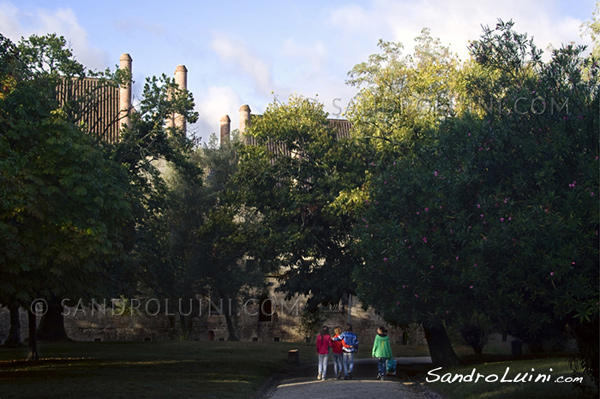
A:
298 307 327 344
0 34 132 305
350 20 598 382
156 135 266 340
231 95 365 308
346 29 461 147
457 311 494 354
581 1 600 58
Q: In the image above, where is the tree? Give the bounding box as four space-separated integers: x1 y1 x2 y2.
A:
231 95 365 310
351 21 599 379
345 29 465 366
581 1 600 58
0 34 132 359
0 32 201 357
346 29 461 149
155 134 266 341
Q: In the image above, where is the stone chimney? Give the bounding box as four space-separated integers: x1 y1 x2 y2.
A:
220 115 231 147
239 104 251 144
119 53 132 130
174 65 188 134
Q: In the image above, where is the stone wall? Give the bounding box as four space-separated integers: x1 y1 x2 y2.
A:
0 294 426 346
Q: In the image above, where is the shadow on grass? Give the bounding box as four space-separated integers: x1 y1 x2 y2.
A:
0 341 309 399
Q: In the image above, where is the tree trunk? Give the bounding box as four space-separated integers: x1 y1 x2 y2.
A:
179 314 189 340
223 307 239 341
37 297 69 341
423 321 460 367
569 319 599 388
2 302 22 347
27 311 39 361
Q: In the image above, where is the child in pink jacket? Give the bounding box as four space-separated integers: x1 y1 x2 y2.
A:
316 326 332 380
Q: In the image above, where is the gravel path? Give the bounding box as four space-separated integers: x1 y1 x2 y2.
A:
260 357 437 399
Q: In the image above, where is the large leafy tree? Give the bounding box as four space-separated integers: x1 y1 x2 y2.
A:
346 28 461 149
344 29 465 366
0 34 132 358
159 135 266 341
231 95 366 310
352 21 599 379
0 32 201 356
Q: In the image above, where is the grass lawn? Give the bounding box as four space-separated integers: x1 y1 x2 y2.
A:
0 340 313 399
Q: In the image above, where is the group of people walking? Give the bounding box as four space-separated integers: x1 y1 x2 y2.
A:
315 324 394 381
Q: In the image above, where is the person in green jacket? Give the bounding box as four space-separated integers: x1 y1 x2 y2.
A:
372 326 393 380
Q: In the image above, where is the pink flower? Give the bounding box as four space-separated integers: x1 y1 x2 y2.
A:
504 197 508 204
422 237 428 243
434 171 438 177
476 204 481 208
474 263 478 267
480 214 484 218
415 294 419 298
550 272 554 276
383 257 388 262
456 256 459 261
469 285 473 289
500 218 505 222
430 265 434 269
425 207 429 212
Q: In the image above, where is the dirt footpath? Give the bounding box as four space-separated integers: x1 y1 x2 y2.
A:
260 357 439 399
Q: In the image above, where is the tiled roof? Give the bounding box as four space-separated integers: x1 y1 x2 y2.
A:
244 117 353 160
57 77 121 143
328 118 352 139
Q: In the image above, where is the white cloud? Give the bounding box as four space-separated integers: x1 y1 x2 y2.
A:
330 3 374 32
282 38 328 72
0 1 108 70
329 0 592 61
210 32 274 94
0 2 25 38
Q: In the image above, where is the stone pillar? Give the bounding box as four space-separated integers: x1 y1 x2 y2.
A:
119 53 132 130
220 115 231 147
239 104 251 144
174 65 188 135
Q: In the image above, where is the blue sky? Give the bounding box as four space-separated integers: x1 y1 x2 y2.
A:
1 0 596 144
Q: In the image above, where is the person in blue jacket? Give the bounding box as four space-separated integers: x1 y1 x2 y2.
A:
332 323 359 379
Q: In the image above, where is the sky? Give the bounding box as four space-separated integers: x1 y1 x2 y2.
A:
0 0 596 144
